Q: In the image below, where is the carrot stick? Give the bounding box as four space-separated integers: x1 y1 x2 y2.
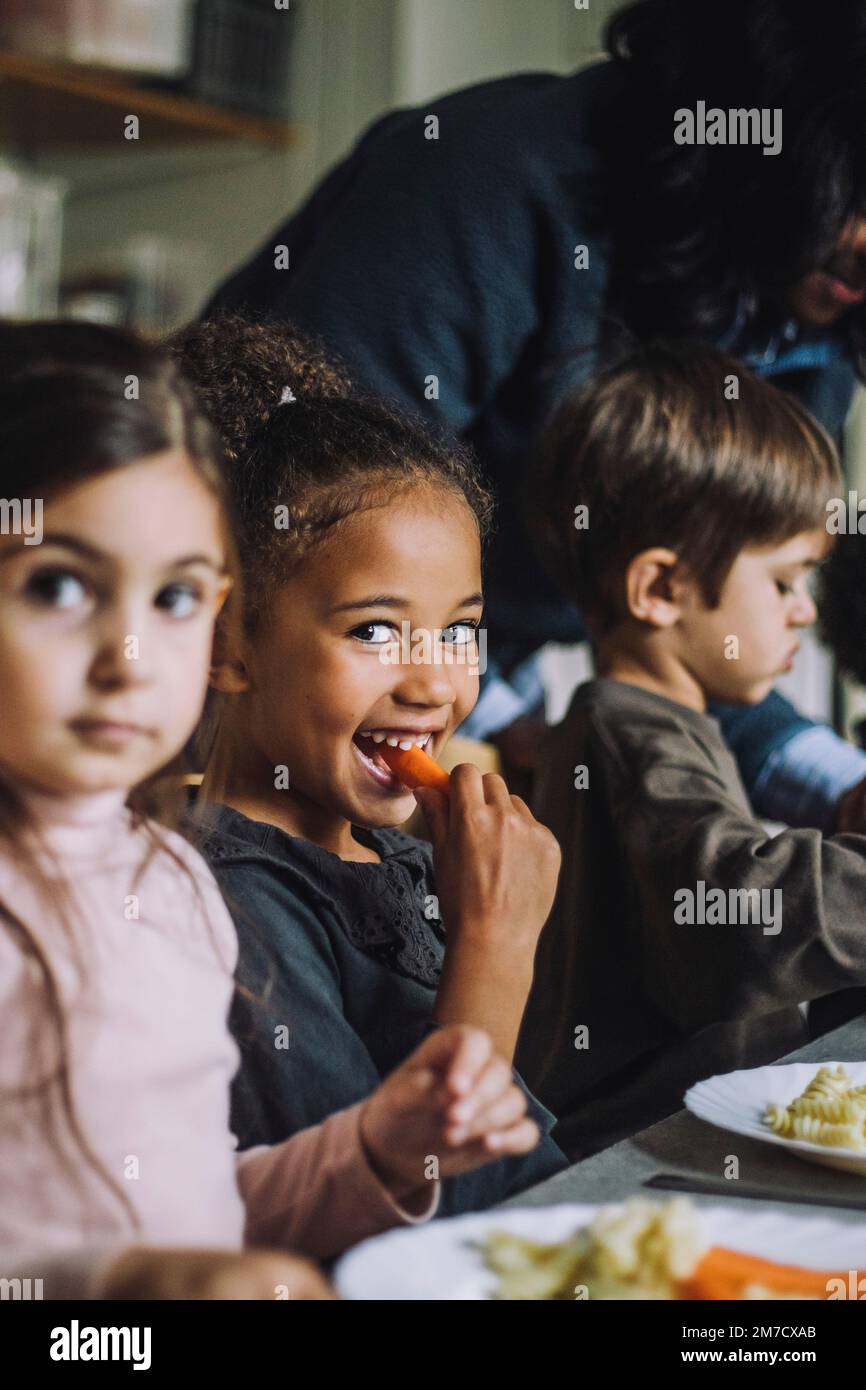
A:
684 1246 854 1299
377 741 451 793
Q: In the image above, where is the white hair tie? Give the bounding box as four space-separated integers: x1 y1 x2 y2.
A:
279 385 296 404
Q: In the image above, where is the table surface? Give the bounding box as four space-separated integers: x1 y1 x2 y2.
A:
501 1016 866 1224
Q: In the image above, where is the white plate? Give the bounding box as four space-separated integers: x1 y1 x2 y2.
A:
334 1201 866 1300
685 1061 866 1175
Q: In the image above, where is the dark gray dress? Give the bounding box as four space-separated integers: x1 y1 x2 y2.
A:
194 801 567 1216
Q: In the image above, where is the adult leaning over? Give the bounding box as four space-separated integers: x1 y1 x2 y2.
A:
204 0 866 835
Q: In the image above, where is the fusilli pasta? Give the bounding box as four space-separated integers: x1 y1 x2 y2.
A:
764 1066 866 1151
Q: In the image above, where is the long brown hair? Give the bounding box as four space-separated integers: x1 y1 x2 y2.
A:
0 319 241 1226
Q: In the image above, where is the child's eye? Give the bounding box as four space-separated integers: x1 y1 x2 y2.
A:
775 580 793 596
156 581 204 619
441 621 478 646
24 567 89 610
350 621 395 645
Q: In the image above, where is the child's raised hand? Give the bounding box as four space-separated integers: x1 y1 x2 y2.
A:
415 763 561 954
414 765 561 1056
100 1246 336 1300
358 1024 539 1207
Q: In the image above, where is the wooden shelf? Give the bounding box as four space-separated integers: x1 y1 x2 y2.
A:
0 49 301 152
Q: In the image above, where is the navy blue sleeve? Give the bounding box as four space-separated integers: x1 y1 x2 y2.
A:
775 359 859 443
711 691 813 794
713 693 866 829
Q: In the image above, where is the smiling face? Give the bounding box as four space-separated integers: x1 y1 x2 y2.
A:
213 486 483 849
789 214 866 326
675 528 829 704
0 449 231 799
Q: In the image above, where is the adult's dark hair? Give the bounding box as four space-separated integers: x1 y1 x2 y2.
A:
530 341 841 630
599 0 866 371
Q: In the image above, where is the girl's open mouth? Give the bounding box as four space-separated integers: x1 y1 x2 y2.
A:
351 730 432 791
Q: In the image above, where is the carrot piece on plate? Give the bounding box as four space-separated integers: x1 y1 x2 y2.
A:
684 1246 852 1299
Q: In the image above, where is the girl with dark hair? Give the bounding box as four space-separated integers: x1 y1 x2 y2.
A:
0 320 541 1299
206 0 866 839
170 312 567 1218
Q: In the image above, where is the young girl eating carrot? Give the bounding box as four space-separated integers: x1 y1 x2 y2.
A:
0 319 545 1299
171 313 566 1215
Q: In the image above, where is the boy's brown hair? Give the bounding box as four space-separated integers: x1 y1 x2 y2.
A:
529 342 842 630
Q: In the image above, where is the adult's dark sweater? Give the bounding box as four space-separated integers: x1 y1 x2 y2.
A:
194 801 567 1217
515 679 866 1160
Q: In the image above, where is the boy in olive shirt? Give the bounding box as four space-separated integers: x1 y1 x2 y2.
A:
516 343 866 1158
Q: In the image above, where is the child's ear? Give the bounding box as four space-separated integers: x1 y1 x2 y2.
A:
209 620 251 695
624 547 684 628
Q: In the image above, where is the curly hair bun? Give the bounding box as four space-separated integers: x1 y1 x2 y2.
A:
167 310 353 467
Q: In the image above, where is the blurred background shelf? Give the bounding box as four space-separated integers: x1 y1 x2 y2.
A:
0 49 300 153
0 1 622 337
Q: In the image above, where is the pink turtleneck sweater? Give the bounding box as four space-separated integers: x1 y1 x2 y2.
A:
0 786 438 1297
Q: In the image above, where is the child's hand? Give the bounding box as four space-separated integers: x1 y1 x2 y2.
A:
415 763 561 957
358 1025 539 1206
100 1246 336 1300
416 765 561 1056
